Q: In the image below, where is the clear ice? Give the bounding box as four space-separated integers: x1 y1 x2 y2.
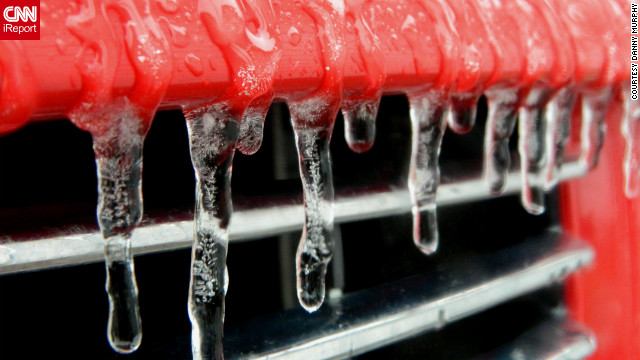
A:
623 85 640 198
518 88 553 215
448 93 479 134
289 101 336 313
341 99 379 153
287 0 345 312
185 107 238 360
483 90 519 195
580 87 613 170
407 92 448 255
93 129 145 353
341 0 385 153
543 87 576 190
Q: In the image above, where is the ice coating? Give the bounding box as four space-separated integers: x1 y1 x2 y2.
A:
185 107 238 360
287 0 345 312
198 0 280 156
483 89 520 195
407 91 448 255
579 87 613 170
518 88 554 215
65 0 173 353
543 87 577 190
622 85 640 198
341 0 385 153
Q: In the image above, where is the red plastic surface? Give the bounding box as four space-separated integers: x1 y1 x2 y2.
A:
562 94 640 360
0 0 630 134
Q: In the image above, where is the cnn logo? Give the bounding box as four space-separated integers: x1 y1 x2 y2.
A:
0 0 40 40
3 6 37 23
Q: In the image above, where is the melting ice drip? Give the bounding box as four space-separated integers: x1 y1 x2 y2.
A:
185 107 237 360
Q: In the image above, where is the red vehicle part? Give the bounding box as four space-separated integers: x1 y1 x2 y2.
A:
0 0 630 133
0 0 636 358
562 97 640 360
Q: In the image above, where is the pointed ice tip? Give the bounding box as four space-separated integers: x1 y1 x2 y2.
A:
415 239 438 255
108 333 142 354
297 261 327 313
347 140 374 153
524 203 545 216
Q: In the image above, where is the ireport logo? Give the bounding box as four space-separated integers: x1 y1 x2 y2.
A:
0 0 40 40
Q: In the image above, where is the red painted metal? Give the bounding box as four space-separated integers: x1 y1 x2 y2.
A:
562 92 640 360
0 0 630 134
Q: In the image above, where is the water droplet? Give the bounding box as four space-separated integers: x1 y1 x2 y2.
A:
185 53 204 77
288 26 301 46
156 0 179 13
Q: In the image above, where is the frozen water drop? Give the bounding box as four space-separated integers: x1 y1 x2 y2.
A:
518 89 553 215
94 133 145 354
341 98 379 153
185 107 238 360
580 87 613 170
483 90 519 195
543 87 577 190
407 92 448 255
185 53 204 77
448 94 479 134
156 0 179 13
622 85 640 198
288 26 301 46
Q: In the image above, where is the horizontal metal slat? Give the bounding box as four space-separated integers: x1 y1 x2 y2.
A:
475 317 596 360
216 231 592 359
0 160 586 275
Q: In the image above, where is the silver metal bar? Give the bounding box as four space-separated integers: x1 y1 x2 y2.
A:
218 231 593 359
475 317 596 360
0 160 587 274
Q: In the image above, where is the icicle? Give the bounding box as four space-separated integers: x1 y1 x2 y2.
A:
580 87 613 170
288 100 337 313
622 85 640 198
518 89 554 215
341 99 379 153
93 124 145 353
65 0 173 353
448 93 479 134
543 87 577 190
237 93 273 155
341 0 385 153
407 92 448 255
286 0 345 312
483 90 519 195
185 107 238 360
